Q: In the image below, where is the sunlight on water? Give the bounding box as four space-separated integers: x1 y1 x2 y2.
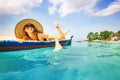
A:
0 42 120 80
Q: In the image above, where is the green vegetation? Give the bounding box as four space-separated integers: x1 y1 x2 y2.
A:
87 30 120 41
114 30 120 37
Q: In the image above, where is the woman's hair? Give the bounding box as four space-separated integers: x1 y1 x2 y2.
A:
24 23 34 30
23 23 40 33
23 23 41 40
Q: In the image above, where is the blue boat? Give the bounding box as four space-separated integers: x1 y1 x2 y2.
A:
0 36 73 51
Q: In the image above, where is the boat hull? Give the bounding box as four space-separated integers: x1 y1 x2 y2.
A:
0 36 73 51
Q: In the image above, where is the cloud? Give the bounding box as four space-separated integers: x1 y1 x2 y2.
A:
48 0 120 17
93 0 120 16
0 0 42 16
48 0 97 17
48 0 61 15
0 0 120 17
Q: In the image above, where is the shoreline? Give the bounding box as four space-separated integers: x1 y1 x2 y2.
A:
75 40 120 43
82 40 120 43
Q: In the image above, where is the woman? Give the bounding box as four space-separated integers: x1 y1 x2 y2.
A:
24 23 67 50
15 19 68 51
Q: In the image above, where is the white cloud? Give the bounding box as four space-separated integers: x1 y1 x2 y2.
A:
0 0 120 17
48 0 120 17
94 0 120 16
48 0 61 15
0 0 42 16
48 0 97 17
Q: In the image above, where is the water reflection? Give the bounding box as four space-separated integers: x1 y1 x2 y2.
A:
87 42 120 49
0 57 50 73
97 53 120 58
0 48 54 73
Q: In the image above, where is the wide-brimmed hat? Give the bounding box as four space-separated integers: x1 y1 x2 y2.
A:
14 18 43 39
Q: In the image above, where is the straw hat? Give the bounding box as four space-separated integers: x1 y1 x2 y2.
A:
14 18 43 39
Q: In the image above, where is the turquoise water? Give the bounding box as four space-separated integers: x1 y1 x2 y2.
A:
0 42 120 80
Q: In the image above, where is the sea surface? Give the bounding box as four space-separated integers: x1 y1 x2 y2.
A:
0 42 120 80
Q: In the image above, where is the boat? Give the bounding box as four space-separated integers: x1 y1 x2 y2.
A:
0 36 73 52
0 18 73 51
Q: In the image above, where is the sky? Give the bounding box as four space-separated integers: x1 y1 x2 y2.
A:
0 0 120 41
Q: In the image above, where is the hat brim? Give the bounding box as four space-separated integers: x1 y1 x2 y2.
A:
14 18 43 39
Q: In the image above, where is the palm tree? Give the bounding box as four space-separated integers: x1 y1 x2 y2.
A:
87 32 94 41
94 32 101 40
100 30 111 40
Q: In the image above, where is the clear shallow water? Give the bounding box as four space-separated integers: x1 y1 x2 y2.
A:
0 42 120 80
